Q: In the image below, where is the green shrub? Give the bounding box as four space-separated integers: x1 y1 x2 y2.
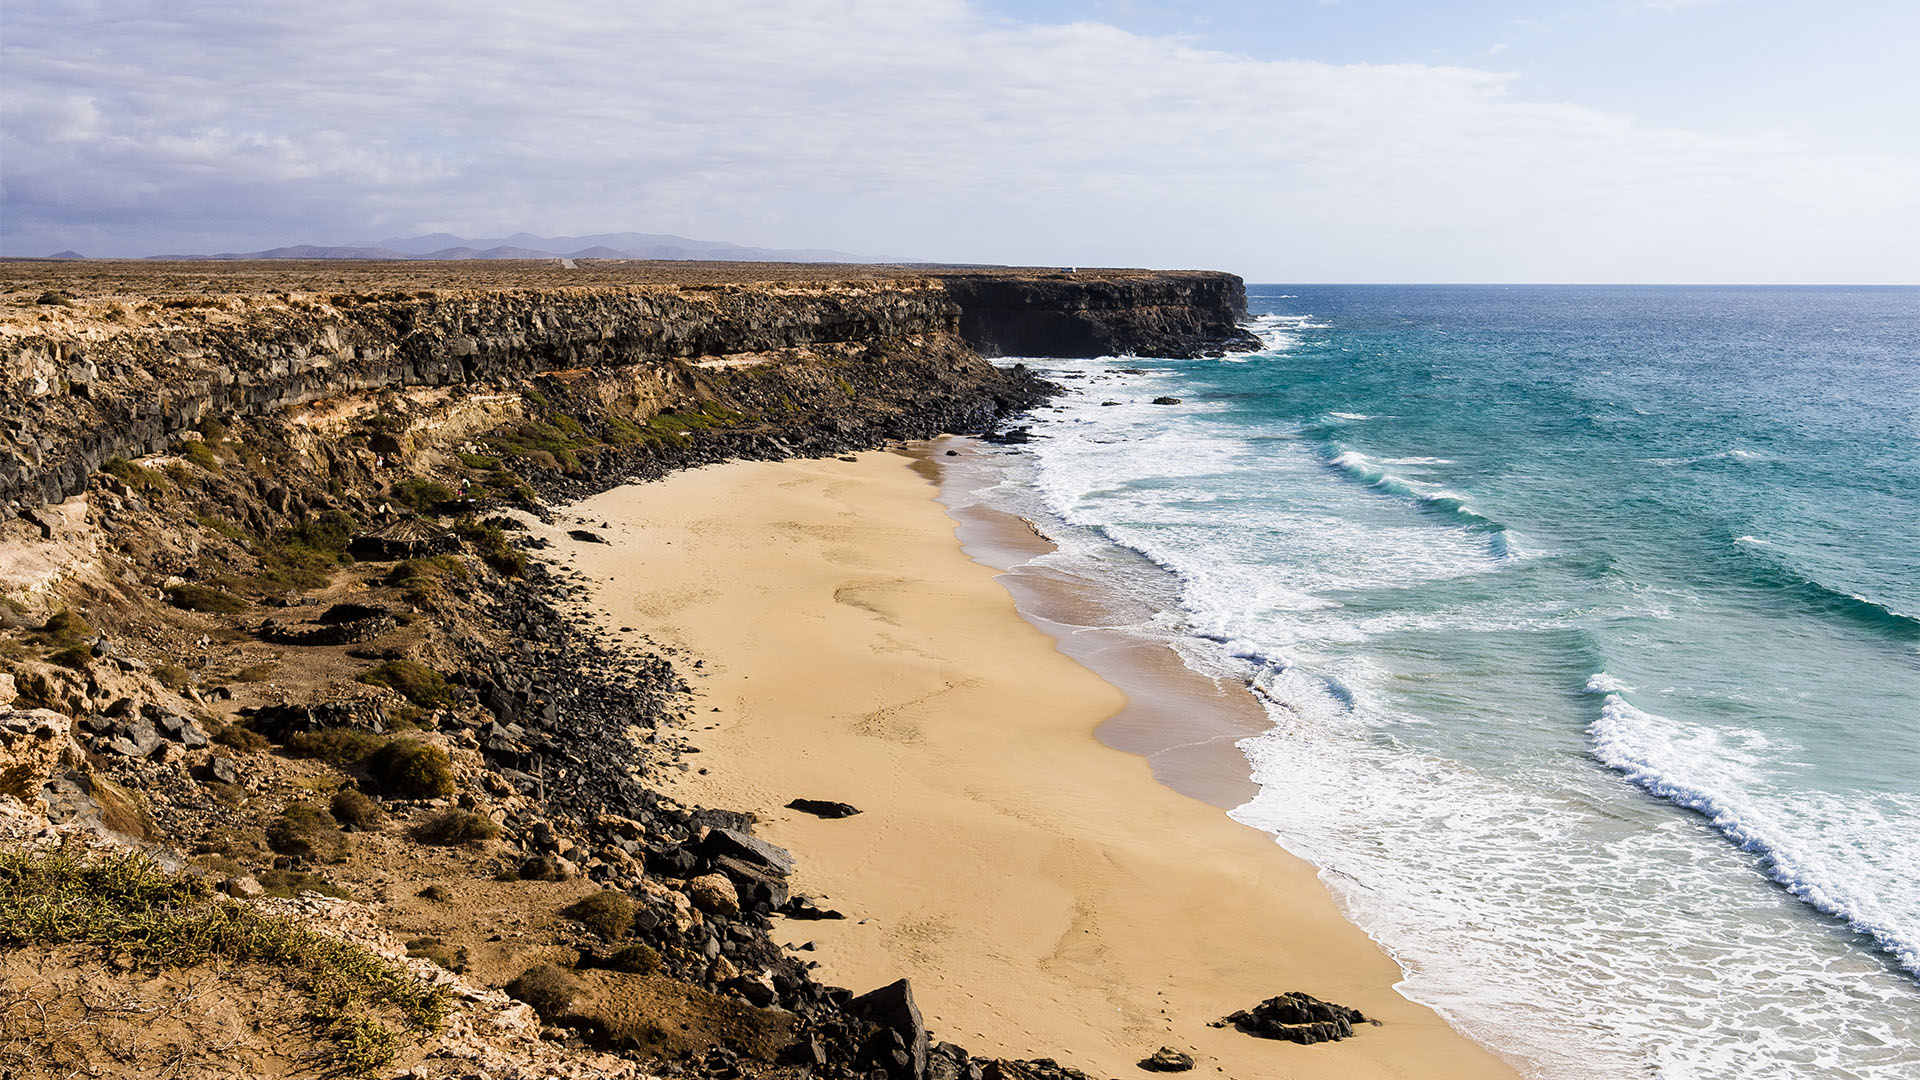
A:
602 942 661 974
257 511 357 591
212 722 269 753
196 417 230 441
266 804 347 862
48 644 92 670
154 664 193 692
329 788 385 831
101 457 169 494
173 439 221 471
454 520 525 577
504 963 578 1018
234 662 277 682
387 556 468 604
410 809 498 847
357 661 452 708
389 478 457 512
166 584 248 614
366 739 454 798
38 609 93 645
256 868 353 900
562 890 635 941
286 728 386 765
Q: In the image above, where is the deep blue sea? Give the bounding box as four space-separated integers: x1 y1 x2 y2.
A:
976 286 1920 1078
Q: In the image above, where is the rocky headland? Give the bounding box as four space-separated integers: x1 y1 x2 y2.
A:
0 260 1262 1079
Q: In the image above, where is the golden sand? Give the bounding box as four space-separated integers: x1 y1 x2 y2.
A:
545 446 1515 1080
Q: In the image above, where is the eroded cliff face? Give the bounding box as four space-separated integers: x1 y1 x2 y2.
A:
941 271 1258 360
0 263 1254 515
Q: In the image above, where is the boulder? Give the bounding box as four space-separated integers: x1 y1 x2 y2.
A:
698 826 795 876
221 874 265 899
1139 1046 1195 1072
687 872 741 916
1212 991 1371 1044
155 713 209 748
850 979 928 1080
711 854 790 910
787 797 861 819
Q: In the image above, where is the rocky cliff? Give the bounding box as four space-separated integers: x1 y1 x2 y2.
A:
940 271 1257 359
0 263 1253 516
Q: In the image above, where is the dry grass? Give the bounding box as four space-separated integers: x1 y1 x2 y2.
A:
0 844 448 1077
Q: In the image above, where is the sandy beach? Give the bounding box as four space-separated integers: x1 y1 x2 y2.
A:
547 445 1516 1080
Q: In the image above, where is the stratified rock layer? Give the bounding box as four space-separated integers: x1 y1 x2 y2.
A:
1 263 1253 515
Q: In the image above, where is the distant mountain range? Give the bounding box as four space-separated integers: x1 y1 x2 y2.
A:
129 232 874 263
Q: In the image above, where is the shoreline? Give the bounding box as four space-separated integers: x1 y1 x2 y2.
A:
928 438 1272 813
545 444 1516 1080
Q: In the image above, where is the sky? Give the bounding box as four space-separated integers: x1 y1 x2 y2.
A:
2 0 1916 282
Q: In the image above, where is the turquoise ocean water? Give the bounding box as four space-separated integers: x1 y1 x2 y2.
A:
974 286 1919 1078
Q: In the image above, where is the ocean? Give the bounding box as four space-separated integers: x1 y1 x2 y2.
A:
961 285 1920 1078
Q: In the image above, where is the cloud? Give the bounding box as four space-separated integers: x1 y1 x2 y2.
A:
1 0 1912 280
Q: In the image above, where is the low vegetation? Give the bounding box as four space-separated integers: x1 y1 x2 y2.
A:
166 583 249 614
562 890 635 941
266 803 348 862
366 738 456 798
286 727 387 765
329 787 386 831
411 808 499 847
357 660 453 708
0 845 448 1077
504 963 579 1019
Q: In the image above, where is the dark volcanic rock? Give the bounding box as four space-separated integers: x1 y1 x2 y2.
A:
1151 396 1182 405
1212 992 1372 1044
787 797 861 819
698 826 796 876
941 272 1260 360
567 529 609 543
246 701 387 740
850 979 929 1080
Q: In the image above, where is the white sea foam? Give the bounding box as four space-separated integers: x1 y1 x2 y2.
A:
1584 672 1633 693
1328 411 1373 420
979 353 1920 1079
1589 694 1920 977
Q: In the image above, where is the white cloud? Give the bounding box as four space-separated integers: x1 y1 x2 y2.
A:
1 0 1912 280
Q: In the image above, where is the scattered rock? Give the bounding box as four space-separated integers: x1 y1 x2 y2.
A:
1151 396 1182 405
1139 1046 1195 1072
1212 992 1372 1044
786 797 861 819
221 874 265 899
567 529 609 543
198 756 240 786
781 895 845 921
